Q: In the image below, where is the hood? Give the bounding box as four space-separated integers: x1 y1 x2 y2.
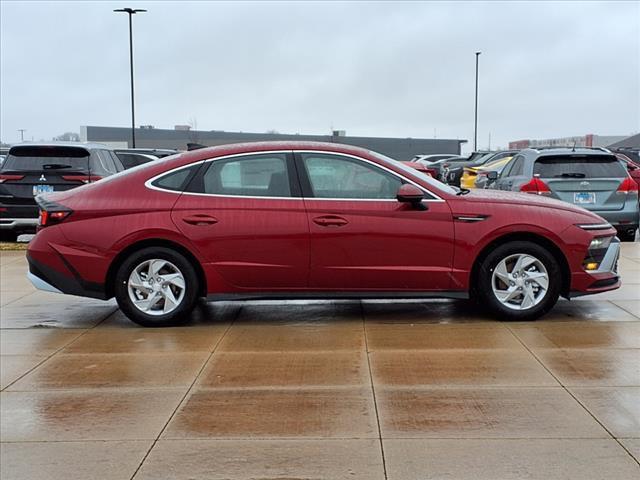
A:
458 189 605 219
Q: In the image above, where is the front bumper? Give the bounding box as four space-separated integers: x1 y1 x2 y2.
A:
569 237 621 297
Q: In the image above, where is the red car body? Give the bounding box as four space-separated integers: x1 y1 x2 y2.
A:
27 142 621 325
616 153 640 192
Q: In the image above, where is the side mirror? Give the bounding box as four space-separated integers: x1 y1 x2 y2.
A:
486 170 499 181
627 163 639 172
397 184 427 210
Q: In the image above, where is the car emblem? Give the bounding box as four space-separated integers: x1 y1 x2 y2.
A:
580 181 590 186
39 174 47 182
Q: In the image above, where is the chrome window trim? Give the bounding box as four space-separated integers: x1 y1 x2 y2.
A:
144 149 445 202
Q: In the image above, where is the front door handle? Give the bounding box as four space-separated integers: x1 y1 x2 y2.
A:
313 215 349 227
182 214 218 226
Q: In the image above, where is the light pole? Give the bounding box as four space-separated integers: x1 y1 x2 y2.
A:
114 7 146 148
474 51 481 151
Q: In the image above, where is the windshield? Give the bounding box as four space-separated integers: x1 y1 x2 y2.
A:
368 150 457 195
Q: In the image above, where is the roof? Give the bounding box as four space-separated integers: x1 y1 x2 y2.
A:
9 141 110 151
607 133 640 149
523 147 613 156
181 140 381 161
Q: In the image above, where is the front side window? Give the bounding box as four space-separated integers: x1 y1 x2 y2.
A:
301 153 402 199
202 153 291 197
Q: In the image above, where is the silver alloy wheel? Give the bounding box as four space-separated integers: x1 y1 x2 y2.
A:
491 253 549 311
127 259 186 316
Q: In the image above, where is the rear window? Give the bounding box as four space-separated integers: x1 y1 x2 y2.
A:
3 146 90 172
534 155 627 179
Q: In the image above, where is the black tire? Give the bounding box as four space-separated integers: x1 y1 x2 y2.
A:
0 231 18 242
114 247 199 327
617 228 637 242
476 241 561 321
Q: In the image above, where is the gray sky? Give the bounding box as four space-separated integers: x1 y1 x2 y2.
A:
1 0 639 151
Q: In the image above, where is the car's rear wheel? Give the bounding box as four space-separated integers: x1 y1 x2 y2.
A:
114 247 199 327
476 241 561 321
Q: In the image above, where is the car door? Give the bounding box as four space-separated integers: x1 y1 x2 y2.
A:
170 151 310 289
296 151 454 291
495 154 526 190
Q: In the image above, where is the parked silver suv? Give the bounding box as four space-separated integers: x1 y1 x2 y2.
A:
490 147 639 241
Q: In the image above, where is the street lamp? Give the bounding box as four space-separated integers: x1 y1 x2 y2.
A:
114 7 146 148
474 51 481 151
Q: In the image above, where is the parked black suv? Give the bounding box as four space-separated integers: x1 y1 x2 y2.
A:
0 143 124 241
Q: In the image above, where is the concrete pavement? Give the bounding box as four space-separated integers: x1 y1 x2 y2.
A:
1 245 639 479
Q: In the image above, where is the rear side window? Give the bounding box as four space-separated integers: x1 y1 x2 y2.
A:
2 146 89 171
534 155 627 178
95 150 118 174
201 153 291 197
152 165 200 192
502 155 524 177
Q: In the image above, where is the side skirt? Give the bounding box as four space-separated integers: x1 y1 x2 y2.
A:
206 291 469 302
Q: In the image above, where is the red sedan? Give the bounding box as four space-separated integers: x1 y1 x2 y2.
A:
28 141 621 326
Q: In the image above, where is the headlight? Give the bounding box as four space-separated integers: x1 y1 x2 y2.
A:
583 235 615 271
589 236 613 250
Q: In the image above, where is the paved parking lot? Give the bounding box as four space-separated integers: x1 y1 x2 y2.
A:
1 246 639 479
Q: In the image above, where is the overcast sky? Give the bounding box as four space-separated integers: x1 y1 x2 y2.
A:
1 0 639 150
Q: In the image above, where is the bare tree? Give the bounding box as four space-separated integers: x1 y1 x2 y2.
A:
53 132 80 142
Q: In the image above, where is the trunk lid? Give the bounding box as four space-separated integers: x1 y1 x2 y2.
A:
533 154 628 211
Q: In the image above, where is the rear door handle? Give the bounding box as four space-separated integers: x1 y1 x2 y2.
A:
313 215 349 227
182 214 218 226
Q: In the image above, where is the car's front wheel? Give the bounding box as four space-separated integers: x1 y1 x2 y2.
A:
476 241 561 321
114 247 199 327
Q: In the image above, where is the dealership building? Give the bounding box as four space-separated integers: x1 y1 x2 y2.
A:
80 125 467 161
508 133 631 150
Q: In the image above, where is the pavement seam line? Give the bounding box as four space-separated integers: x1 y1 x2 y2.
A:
128 307 239 480
361 300 389 480
0 306 117 391
504 323 640 467
608 300 640 320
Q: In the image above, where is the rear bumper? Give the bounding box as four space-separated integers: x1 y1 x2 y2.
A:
0 218 38 231
0 204 39 232
27 252 108 300
591 207 639 230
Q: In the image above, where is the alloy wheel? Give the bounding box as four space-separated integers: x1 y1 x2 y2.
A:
127 259 186 315
491 253 549 310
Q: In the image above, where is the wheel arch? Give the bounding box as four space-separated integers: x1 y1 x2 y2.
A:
469 232 571 298
105 238 207 298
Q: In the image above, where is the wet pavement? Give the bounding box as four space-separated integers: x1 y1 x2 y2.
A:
1 245 639 479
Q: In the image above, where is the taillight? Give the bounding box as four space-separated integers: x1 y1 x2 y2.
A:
617 177 639 194
37 199 73 229
61 175 103 183
0 174 25 183
520 176 551 195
